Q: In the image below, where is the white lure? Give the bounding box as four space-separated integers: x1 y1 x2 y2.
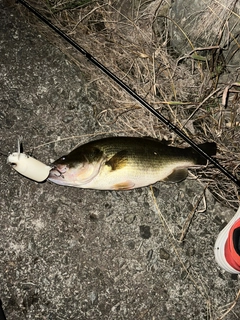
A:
214 205 240 273
7 139 51 182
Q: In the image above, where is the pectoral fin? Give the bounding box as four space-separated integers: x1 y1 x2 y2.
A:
163 168 188 183
105 150 128 171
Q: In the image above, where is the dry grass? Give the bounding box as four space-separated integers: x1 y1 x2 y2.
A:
17 0 240 208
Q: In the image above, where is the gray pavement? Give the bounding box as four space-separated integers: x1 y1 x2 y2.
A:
0 1 239 319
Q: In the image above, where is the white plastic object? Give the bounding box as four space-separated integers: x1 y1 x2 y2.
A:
214 205 240 274
7 139 51 182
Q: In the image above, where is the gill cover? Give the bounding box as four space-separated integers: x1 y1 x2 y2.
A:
48 160 103 186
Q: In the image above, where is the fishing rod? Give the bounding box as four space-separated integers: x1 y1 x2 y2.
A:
17 0 240 188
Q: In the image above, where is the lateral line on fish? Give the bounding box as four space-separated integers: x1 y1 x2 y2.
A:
17 0 240 188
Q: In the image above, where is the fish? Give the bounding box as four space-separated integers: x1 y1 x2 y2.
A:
48 137 217 190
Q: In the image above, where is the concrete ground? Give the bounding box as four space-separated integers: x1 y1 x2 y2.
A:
0 1 239 319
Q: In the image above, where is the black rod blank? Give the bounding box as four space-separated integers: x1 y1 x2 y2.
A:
17 0 240 187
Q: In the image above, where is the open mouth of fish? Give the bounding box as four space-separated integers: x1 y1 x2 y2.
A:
48 166 67 179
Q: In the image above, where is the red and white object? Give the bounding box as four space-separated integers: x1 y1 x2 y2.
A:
214 205 240 273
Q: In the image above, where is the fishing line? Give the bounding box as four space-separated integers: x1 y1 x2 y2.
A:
17 0 240 188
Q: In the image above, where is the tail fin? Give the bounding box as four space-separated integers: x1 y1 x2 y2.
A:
189 142 217 165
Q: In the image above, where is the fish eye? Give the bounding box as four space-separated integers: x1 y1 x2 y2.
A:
61 157 66 161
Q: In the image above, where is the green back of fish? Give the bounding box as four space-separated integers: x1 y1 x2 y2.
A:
64 137 216 171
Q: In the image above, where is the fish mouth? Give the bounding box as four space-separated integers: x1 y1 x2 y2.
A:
48 165 67 180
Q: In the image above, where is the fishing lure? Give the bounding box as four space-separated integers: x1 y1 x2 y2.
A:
7 139 51 182
214 205 240 273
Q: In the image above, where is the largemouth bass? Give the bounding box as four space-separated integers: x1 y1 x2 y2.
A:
48 137 216 190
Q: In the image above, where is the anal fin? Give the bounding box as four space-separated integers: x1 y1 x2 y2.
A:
111 180 135 190
163 168 188 183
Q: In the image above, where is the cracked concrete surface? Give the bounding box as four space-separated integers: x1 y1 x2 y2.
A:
0 1 239 319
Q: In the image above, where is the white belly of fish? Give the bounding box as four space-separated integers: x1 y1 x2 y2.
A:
77 160 192 190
